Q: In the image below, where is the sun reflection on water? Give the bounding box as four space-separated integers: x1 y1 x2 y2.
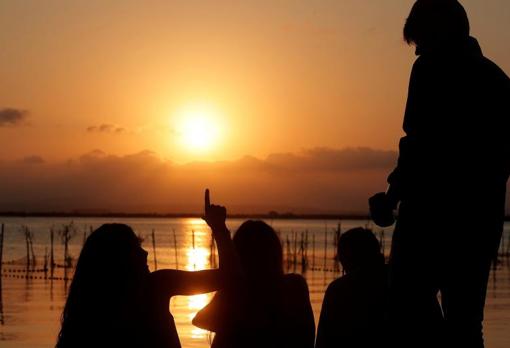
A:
186 248 209 271
188 294 209 310
184 219 214 340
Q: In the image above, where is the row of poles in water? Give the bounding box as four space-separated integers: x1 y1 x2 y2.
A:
1 221 510 282
0 222 361 278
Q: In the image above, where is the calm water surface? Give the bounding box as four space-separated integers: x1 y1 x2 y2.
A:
0 217 509 347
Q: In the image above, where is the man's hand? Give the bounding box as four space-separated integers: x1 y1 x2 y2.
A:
369 192 395 227
203 189 227 230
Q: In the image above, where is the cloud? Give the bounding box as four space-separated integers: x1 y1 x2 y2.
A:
264 147 396 172
0 108 28 127
22 155 45 165
0 147 397 214
86 123 125 134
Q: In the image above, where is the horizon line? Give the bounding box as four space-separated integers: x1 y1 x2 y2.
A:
0 211 370 221
1 211 509 222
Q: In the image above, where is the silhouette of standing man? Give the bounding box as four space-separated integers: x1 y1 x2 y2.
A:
370 1 510 348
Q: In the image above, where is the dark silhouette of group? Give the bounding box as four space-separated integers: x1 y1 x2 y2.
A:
56 1 509 347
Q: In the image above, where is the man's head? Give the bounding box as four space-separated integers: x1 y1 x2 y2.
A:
404 0 470 51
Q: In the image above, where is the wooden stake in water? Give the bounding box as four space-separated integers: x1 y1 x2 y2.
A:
172 229 179 270
286 234 291 271
64 225 69 268
293 230 297 268
43 247 48 276
304 230 309 267
24 226 30 269
192 229 196 270
50 228 55 277
50 228 55 266
300 231 306 272
60 224 75 268
324 225 328 269
29 234 36 268
312 233 315 269
151 229 158 271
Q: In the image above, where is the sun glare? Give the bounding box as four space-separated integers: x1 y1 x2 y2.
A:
176 104 220 152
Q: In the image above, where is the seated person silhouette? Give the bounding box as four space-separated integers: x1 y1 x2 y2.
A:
316 228 388 348
193 220 315 348
56 189 238 348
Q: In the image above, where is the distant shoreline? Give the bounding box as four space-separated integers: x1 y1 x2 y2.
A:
0 211 371 220
0 211 509 221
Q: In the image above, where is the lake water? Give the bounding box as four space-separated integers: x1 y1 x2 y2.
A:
0 217 509 347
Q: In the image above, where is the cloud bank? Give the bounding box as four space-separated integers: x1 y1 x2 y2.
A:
0 108 28 127
0 147 397 214
86 124 125 134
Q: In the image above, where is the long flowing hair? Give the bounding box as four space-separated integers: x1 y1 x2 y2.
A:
56 224 149 348
233 220 283 282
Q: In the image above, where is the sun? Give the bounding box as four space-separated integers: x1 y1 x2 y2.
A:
181 116 212 149
176 103 220 151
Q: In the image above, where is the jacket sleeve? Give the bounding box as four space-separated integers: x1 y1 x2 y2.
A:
387 59 424 205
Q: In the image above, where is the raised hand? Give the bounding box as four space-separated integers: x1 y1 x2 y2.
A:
203 189 227 230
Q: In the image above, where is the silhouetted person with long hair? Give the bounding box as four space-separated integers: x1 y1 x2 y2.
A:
370 1 510 347
56 189 238 348
316 228 388 348
193 220 315 348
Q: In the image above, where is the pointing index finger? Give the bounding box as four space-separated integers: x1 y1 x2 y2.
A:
205 189 211 212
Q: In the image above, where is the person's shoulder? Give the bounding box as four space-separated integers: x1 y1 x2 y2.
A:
320 276 353 310
325 275 350 296
480 57 510 82
283 273 309 294
283 273 308 287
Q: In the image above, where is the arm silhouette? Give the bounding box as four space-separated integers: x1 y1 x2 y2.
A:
369 60 425 227
152 189 239 296
386 59 424 207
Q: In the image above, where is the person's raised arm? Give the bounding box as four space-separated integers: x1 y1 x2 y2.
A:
151 189 240 296
202 189 240 280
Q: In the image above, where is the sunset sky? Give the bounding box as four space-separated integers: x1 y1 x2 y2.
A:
1 0 509 213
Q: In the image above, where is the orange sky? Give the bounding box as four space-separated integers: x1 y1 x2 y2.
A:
0 1 509 213
1 0 508 163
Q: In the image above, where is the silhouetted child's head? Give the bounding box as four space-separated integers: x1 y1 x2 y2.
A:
234 220 283 280
404 0 470 51
337 228 384 274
